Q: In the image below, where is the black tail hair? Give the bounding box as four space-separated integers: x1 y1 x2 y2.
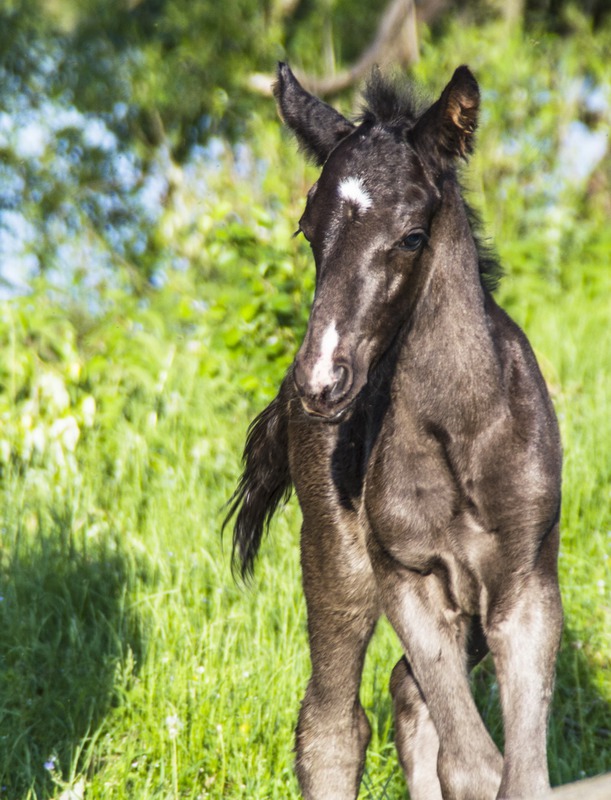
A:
223 378 293 580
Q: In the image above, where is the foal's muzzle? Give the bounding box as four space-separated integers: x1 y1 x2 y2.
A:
293 359 354 421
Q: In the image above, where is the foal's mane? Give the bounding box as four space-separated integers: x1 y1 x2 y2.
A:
358 71 503 293
464 203 504 293
358 68 428 126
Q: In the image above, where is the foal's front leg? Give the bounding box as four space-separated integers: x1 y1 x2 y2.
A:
485 523 563 799
296 517 380 800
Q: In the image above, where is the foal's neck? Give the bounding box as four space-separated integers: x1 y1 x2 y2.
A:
423 179 486 316
397 180 503 426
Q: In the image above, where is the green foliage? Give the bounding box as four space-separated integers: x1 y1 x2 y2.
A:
57 0 272 153
1 0 409 159
2 2 609 296
284 0 390 73
0 9 609 800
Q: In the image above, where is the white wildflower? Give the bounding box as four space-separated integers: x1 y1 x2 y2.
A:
23 424 46 458
165 714 183 740
49 441 66 469
49 416 80 452
36 372 70 414
0 440 10 462
67 361 81 381
81 395 96 427
190 440 210 462
56 778 85 800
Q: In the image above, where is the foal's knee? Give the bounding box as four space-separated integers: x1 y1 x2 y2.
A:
297 681 371 750
295 681 371 800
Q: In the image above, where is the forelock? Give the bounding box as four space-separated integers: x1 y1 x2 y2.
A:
359 70 429 127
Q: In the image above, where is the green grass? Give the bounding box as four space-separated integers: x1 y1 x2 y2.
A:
0 261 608 799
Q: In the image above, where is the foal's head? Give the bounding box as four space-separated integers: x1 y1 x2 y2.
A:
275 64 480 420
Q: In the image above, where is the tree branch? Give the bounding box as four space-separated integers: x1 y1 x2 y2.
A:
248 0 420 97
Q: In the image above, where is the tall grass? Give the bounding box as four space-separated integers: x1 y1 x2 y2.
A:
0 261 608 799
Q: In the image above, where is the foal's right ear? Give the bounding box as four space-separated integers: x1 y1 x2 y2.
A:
273 63 355 166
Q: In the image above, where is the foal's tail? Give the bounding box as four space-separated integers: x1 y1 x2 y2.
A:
223 377 293 580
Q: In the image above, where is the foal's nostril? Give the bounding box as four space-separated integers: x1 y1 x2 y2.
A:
329 363 352 402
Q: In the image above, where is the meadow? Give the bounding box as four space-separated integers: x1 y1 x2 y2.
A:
0 16 609 800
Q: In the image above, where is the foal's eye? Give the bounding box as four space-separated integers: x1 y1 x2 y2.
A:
398 231 427 251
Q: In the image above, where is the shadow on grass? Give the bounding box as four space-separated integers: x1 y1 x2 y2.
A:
0 507 145 799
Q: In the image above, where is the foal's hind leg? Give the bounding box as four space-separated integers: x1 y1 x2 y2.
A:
390 657 442 800
390 619 489 800
295 518 379 800
372 561 502 800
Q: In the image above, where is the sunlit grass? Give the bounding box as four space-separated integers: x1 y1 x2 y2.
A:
0 259 608 799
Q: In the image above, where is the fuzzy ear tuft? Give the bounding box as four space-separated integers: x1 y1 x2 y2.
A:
412 66 480 170
273 63 355 166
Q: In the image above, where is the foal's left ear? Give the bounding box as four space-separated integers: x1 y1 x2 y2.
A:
273 62 355 166
412 66 480 169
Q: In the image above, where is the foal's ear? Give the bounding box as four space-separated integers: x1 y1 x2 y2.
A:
412 66 480 169
273 62 355 166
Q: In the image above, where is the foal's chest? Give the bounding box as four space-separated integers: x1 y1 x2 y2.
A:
359 409 493 611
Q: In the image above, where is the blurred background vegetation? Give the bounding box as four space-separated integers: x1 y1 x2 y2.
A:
0 1 609 798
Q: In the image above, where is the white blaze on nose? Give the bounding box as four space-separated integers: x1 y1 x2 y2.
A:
338 176 373 212
310 321 340 393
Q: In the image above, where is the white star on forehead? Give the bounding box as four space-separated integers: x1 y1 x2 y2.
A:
338 176 373 211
